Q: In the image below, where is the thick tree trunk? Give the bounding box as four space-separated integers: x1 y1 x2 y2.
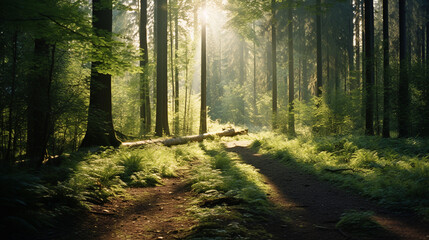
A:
155 0 171 136
398 0 409 138
123 129 248 148
27 39 51 166
364 0 374 136
81 0 120 148
140 0 151 135
382 0 390 138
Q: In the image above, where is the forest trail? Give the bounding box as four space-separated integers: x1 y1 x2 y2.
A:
225 140 429 240
58 169 196 240
55 140 429 240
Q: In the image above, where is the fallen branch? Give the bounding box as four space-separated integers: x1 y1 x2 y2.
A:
122 129 248 148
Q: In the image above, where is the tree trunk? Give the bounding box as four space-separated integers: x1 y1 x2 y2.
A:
174 1 179 135
253 22 258 115
355 0 361 91
169 0 175 121
316 0 322 97
155 0 171 136
288 4 295 136
398 0 409 138
123 129 248 148
272 0 278 128
199 0 207 134
382 0 390 138
140 0 151 135
348 0 354 94
27 39 51 166
6 32 17 163
364 0 374 136
81 0 120 148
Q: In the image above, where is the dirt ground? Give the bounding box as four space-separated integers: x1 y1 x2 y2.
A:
226 140 429 240
52 140 429 240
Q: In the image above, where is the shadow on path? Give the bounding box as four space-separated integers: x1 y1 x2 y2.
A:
225 140 429 240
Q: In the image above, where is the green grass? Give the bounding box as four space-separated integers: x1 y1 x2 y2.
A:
336 210 383 238
249 132 429 220
185 140 279 239
1 144 190 238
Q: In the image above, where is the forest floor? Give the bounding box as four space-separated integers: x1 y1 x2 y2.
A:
57 140 429 240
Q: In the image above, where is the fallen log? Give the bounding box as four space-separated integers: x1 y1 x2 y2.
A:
121 128 248 148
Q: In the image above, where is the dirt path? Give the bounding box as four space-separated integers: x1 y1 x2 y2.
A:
59 169 196 240
225 140 429 240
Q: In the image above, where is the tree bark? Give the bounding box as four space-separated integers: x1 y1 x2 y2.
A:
174 1 179 135
398 0 409 138
27 39 51 166
140 0 151 135
272 0 278 129
288 3 295 136
81 0 120 148
123 129 248 148
382 0 390 138
364 0 374 136
347 0 354 93
316 0 322 97
199 0 207 134
155 0 171 136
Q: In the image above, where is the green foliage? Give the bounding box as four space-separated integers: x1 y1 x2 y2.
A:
0 144 189 237
252 132 429 219
336 210 381 236
0 171 51 237
186 141 275 239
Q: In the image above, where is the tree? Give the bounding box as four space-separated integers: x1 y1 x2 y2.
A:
364 0 374 136
272 0 278 128
200 0 207 134
174 1 180 135
382 0 390 138
140 0 151 135
27 39 52 166
155 0 171 136
81 0 121 148
288 2 295 136
316 0 322 97
398 0 409 138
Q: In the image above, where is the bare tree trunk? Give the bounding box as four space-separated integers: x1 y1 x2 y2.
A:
81 0 120 148
382 0 390 138
316 0 322 97
140 0 151 135
199 0 207 134
6 32 17 163
288 3 295 136
398 0 409 137
155 0 171 136
272 0 278 129
364 0 374 136
174 1 179 135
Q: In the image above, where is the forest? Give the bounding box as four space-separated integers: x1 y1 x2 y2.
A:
1 0 429 239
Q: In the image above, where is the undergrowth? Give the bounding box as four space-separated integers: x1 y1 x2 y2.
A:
185 140 279 240
1 144 191 239
250 132 429 220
